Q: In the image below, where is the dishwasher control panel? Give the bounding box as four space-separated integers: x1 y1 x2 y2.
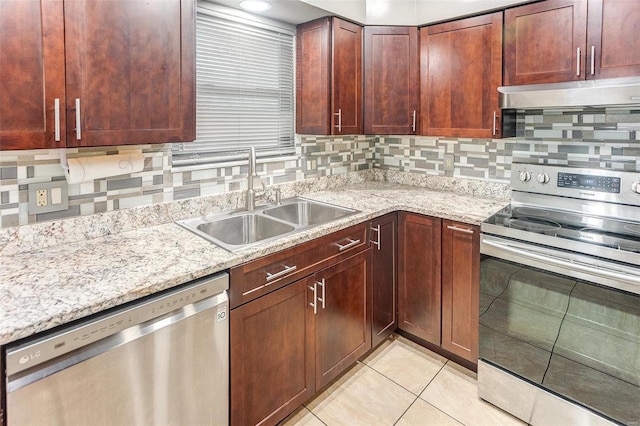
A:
6 272 229 376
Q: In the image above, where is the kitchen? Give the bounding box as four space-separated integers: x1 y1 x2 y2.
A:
1 0 639 425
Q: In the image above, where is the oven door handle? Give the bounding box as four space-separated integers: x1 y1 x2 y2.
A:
482 238 640 285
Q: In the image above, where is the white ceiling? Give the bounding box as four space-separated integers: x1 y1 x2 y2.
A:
207 0 535 26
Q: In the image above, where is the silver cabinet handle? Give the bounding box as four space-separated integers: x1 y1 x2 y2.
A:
631 96 640 101
492 111 497 137
75 98 81 140
266 264 297 282
316 278 326 309
309 283 317 315
447 225 474 234
411 110 416 132
334 109 342 132
54 98 61 141
370 224 381 250
576 47 581 76
590 45 595 75
335 238 361 251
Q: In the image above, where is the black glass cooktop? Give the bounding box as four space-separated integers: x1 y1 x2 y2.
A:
485 205 640 254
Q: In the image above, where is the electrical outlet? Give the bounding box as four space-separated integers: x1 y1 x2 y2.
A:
36 189 48 207
444 154 455 171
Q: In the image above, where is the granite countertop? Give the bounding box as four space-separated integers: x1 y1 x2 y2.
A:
0 181 509 346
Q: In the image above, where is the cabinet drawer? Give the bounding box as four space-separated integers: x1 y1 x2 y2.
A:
230 222 368 308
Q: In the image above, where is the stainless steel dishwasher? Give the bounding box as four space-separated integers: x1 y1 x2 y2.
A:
4 272 229 426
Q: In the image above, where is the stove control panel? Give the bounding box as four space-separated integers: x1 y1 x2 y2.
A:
511 163 640 206
557 172 620 193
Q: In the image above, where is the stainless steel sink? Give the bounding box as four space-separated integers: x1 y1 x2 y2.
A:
263 198 356 226
176 197 358 252
197 215 295 246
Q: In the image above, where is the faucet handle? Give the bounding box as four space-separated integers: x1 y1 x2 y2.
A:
275 187 282 205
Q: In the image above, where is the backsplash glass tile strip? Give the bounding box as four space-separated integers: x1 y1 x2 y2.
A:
0 136 375 228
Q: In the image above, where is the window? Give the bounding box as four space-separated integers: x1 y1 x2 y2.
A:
172 3 295 167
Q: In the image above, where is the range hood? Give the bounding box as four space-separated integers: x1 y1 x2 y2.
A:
498 77 640 109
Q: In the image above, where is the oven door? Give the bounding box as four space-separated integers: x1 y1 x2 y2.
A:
479 234 640 425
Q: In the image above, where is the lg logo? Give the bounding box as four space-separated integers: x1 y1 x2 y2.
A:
19 351 41 364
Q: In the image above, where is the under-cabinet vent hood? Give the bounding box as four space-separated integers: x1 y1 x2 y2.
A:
498 77 640 109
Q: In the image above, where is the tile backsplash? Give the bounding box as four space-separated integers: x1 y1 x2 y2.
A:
1 107 639 229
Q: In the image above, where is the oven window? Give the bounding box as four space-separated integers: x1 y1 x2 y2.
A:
479 257 640 425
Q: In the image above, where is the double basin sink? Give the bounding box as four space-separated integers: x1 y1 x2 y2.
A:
176 197 359 252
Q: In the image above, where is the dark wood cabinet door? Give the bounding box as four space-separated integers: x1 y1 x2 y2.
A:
296 17 331 135
587 0 640 79
231 278 315 426
397 212 442 345
504 0 588 85
63 0 195 147
370 213 397 348
332 18 363 135
315 250 371 389
364 26 419 135
420 13 502 138
0 0 66 150
441 220 479 364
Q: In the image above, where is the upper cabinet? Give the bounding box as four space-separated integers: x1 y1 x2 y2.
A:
0 0 195 151
504 0 640 85
420 12 503 138
587 0 640 79
364 26 419 135
296 17 363 135
0 0 66 150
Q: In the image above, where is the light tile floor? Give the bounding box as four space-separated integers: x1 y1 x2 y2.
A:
281 335 526 426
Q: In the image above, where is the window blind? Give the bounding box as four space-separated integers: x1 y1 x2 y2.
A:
172 6 295 167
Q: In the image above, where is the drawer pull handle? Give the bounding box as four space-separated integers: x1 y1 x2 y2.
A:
447 225 474 234
370 224 381 250
54 98 61 141
315 278 326 309
266 264 297 282
309 283 317 315
335 238 361 251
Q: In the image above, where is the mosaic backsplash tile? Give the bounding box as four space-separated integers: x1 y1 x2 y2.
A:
1 107 639 229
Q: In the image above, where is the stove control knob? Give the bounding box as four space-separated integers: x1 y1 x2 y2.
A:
519 171 531 182
537 173 550 184
632 181 640 194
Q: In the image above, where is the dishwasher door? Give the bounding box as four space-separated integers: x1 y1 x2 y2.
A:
5 273 229 426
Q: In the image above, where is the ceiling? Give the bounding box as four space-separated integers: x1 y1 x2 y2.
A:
208 0 535 26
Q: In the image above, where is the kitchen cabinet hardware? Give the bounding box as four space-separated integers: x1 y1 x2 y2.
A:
315 278 326 309
309 282 318 314
334 109 342 132
492 111 497 137
631 96 640 101
370 224 381 250
266 264 297 282
576 47 581 76
590 45 596 75
335 238 361 251
74 98 81 140
411 110 416 132
54 99 61 142
446 225 474 234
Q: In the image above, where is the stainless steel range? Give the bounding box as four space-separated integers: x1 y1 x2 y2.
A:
478 163 640 426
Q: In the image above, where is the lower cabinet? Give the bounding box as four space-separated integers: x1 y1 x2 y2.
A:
370 213 397 347
441 219 480 362
230 278 315 426
397 212 442 344
231 248 371 426
397 212 480 365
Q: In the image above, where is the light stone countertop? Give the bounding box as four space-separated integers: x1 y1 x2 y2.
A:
0 181 509 346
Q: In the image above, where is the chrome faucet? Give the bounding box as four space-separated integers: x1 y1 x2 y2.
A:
245 147 258 211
